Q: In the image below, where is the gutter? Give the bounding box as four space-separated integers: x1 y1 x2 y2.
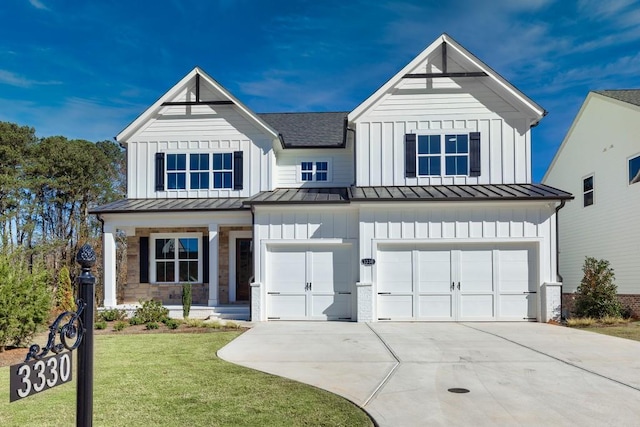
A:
554 200 566 319
96 213 105 234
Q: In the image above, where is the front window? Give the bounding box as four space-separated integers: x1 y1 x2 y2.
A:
152 234 201 283
583 176 594 207
629 155 640 185
165 152 233 190
299 161 330 182
213 153 233 189
417 133 469 176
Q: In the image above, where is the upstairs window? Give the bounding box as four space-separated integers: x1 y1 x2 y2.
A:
167 154 186 190
162 152 237 191
583 175 594 207
299 161 330 182
629 155 640 185
213 153 233 189
407 132 479 178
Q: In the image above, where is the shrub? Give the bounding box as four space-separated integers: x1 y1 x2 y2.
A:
566 317 597 327
0 255 52 352
101 308 127 322
182 283 192 319
113 321 128 332
134 299 169 323
165 319 180 330
95 320 107 330
129 316 144 326
573 257 622 319
56 265 76 312
145 322 159 330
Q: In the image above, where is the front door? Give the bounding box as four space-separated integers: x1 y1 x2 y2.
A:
235 238 252 301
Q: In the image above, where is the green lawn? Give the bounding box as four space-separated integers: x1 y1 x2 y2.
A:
1 332 372 426
582 321 640 341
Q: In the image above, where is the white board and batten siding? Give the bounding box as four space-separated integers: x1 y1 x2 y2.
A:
126 104 276 199
358 203 558 321
253 206 359 321
275 148 354 187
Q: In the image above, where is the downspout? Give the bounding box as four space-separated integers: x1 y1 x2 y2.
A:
554 200 566 319
250 205 256 321
346 121 356 186
96 214 105 234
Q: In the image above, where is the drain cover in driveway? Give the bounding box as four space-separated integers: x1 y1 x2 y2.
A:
448 388 470 393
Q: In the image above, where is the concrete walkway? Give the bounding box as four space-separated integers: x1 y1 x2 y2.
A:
218 322 640 426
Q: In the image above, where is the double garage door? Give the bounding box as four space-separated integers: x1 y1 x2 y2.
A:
377 244 537 321
267 244 354 320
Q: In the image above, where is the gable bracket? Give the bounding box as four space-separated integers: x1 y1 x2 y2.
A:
161 72 235 106
403 71 488 78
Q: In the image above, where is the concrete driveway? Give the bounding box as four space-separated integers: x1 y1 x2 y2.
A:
218 322 640 426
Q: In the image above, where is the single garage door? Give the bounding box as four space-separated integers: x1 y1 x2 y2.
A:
267 244 354 320
376 244 536 321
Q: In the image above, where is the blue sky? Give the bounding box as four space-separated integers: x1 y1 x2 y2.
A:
2 0 639 181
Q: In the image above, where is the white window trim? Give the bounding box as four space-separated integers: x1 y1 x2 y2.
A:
296 158 333 183
413 129 474 177
628 152 640 186
582 174 594 207
164 151 234 191
150 232 203 284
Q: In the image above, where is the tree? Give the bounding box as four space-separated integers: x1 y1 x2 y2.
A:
56 265 76 312
573 257 622 318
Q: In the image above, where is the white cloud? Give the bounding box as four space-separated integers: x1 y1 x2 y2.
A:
28 0 49 10
0 69 61 88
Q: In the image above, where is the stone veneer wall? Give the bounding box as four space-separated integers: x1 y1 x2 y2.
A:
124 226 252 306
562 293 640 319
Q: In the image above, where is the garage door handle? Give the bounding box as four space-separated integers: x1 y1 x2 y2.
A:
457 282 460 290
451 282 454 291
378 292 391 295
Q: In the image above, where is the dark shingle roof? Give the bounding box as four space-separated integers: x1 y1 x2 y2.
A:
595 90 640 107
90 198 246 214
258 112 348 148
349 184 573 202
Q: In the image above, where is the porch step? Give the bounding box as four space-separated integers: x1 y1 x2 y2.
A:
165 305 250 321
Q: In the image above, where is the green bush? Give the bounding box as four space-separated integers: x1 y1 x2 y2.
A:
574 257 622 319
134 299 169 323
0 254 52 351
129 316 144 325
165 319 180 330
113 321 128 332
56 265 76 312
182 283 192 319
145 322 159 330
95 320 107 330
101 308 127 322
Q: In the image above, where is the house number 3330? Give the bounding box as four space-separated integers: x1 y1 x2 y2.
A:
10 352 72 402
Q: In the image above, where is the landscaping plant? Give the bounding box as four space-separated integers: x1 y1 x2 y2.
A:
182 283 192 318
100 308 127 322
55 265 75 312
0 254 51 352
573 257 622 319
134 299 169 323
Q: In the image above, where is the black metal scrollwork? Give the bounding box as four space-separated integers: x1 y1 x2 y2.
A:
24 299 86 362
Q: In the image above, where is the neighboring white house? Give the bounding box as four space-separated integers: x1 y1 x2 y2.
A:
543 90 640 316
93 34 572 322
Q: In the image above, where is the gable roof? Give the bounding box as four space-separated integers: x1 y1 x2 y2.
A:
594 90 640 107
542 90 640 182
258 112 348 148
116 67 279 143
348 33 546 126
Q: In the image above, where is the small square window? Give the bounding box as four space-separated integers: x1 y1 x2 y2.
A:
299 161 330 182
583 176 594 207
629 155 640 185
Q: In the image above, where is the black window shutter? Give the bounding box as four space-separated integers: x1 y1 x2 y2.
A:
469 132 481 177
139 237 149 283
405 134 417 178
233 151 243 190
155 152 165 191
202 235 209 284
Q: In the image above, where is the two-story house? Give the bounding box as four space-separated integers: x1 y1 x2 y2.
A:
93 34 572 322
543 90 640 317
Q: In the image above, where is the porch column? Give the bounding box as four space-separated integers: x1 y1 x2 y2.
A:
103 224 117 308
207 223 219 306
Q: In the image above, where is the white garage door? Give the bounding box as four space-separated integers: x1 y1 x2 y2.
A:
267 244 354 320
376 244 536 321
